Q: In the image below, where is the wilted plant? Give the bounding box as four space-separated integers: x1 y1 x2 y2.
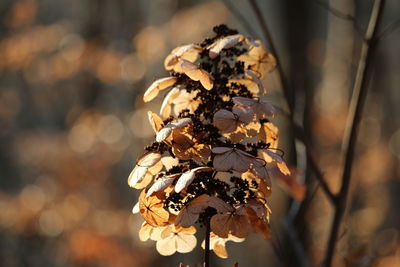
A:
128 25 290 265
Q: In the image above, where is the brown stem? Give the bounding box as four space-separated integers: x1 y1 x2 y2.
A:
204 217 211 267
324 0 386 266
293 123 336 203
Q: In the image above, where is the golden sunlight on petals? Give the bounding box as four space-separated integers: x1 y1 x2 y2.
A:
201 232 245 258
156 225 197 256
156 118 192 142
139 190 170 227
164 44 202 71
147 111 164 133
175 194 230 227
161 156 179 170
172 90 201 116
207 34 244 59
238 40 276 79
160 87 180 118
258 122 279 148
143 77 177 103
180 59 214 90
147 176 178 197
245 70 265 94
257 149 291 176
128 152 161 188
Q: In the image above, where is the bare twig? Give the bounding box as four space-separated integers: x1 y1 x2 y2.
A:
314 0 364 37
323 0 386 266
294 123 336 203
247 0 335 204
284 219 310 267
315 0 355 21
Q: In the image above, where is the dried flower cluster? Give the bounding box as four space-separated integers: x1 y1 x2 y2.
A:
128 25 290 258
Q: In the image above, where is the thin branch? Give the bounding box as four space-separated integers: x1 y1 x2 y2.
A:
315 0 356 21
314 0 364 38
247 0 294 116
294 123 336 203
247 0 335 202
323 0 386 266
221 0 258 37
284 219 310 267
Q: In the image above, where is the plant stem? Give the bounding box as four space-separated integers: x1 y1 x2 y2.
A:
324 0 385 266
204 217 211 267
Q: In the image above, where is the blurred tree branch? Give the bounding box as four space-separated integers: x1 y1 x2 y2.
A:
314 0 363 38
324 0 386 266
247 0 335 203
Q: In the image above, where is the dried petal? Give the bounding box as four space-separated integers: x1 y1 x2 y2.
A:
208 34 244 59
148 111 164 133
180 59 214 90
139 190 170 227
212 147 255 173
160 87 180 118
146 175 178 197
156 118 192 142
144 77 177 102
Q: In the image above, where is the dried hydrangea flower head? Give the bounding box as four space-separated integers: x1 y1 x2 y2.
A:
128 25 290 259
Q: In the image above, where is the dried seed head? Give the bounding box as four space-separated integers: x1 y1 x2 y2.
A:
128 24 289 258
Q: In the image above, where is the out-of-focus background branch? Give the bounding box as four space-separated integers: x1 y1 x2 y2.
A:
0 0 399 266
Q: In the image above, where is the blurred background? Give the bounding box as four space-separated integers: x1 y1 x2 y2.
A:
0 0 398 266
